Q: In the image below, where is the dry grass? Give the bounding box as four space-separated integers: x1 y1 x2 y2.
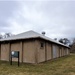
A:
0 54 75 75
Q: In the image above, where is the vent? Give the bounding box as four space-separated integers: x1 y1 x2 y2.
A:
42 32 45 36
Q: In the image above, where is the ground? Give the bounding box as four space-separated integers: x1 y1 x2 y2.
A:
0 54 75 75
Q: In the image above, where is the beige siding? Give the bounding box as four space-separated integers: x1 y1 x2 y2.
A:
36 40 45 63
23 40 36 63
63 48 65 56
62 47 68 56
33 40 52 63
59 47 62 57
68 49 70 55
46 42 52 60
0 39 70 64
1 43 9 61
65 48 67 55
67 48 69 55
59 47 67 57
61 47 63 56
64 48 66 56
11 42 22 62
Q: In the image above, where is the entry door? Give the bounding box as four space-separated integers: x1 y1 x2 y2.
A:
53 45 57 58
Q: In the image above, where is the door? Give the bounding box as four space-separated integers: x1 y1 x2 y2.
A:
53 45 57 58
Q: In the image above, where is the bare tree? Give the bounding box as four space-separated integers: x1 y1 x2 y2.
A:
63 38 70 45
59 38 64 44
4 33 13 38
59 38 70 45
0 34 3 39
70 38 75 53
0 32 14 39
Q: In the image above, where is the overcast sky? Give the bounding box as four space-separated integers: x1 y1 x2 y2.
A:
0 0 75 40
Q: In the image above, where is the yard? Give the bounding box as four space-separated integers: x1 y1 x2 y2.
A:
0 54 75 75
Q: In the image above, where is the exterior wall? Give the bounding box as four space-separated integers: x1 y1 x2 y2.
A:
23 40 36 63
36 40 70 63
63 47 67 56
11 42 22 62
1 43 10 61
46 42 52 60
65 48 67 55
62 47 69 56
67 48 70 55
59 46 69 57
62 47 67 56
63 47 65 56
59 47 62 57
0 38 70 64
64 48 66 56
36 40 52 63
36 40 45 63
61 47 63 56
0 40 36 63
67 48 69 55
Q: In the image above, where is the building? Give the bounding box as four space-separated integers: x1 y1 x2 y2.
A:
0 30 70 64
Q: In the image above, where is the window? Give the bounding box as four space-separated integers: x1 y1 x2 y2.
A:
40 42 44 48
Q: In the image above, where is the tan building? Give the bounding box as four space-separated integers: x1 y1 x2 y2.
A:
0 30 70 64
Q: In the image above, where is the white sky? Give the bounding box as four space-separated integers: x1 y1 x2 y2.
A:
0 0 75 40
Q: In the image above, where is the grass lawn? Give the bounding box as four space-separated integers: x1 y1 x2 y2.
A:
0 54 75 75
